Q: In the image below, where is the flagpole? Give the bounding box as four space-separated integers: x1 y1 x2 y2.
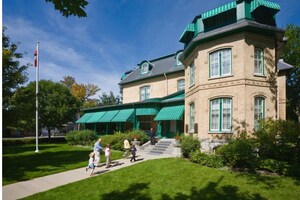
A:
35 41 39 153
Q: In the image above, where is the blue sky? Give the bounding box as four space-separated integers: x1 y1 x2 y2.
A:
3 0 300 97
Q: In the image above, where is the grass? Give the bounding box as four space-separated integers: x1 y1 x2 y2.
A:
23 158 300 200
2 143 123 185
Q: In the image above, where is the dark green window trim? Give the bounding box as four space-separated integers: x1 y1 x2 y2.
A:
254 47 264 75
209 48 232 78
254 96 265 130
209 98 232 132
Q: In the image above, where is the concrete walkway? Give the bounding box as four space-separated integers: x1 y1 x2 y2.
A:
3 144 181 200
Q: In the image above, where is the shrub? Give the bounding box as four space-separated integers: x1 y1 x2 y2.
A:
66 130 97 146
258 159 288 174
190 150 225 168
253 119 300 163
216 138 257 168
180 135 201 158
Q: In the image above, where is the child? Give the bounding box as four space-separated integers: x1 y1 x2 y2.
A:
105 144 111 168
130 144 137 162
86 152 95 176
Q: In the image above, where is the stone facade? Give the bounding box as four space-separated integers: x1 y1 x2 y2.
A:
122 71 185 104
183 32 284 146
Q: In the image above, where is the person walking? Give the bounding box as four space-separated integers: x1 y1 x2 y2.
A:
149 128 155 145
130 144 137 162
105 144 111 168
93 138 103 167
85 152 95 176
123 138 130 158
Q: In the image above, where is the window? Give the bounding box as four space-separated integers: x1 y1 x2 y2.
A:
210 98 232 132
209 49 232 78
254 48 264 75
190 62 195 86
141 63 149 74
176 52 183 65
177 79 185 91
189 103 195 132
254 97 265 129
140 86 150 101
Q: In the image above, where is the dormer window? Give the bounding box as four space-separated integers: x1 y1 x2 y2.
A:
176 52 183 66
141 62 149 74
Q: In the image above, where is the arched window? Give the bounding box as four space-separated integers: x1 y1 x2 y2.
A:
254 97 265 129
209 98 232 132
254 48 264 75
209 48 232 78
189 103 195 132
140 62 149 74
190 62 195 86
177 79 185 91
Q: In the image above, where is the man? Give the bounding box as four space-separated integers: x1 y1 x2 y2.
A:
93 138 103 167
123 138 130 158
149 128 155 145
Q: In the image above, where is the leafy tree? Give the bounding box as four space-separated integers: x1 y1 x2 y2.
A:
281 25 300 122
60 75 75 89
45 0 88 17
11 80 80 138
60 76 100 109
99 91 120 106
2 27 29 128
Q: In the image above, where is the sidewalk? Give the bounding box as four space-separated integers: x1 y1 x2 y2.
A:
3 146 180 200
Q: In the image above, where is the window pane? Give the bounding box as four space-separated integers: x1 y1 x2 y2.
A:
254 97 264 129
190 104 195 132
210 52 219 77
221 49 231 75
140 86 150 101
190 63 195 85
254 48 263 74
222 98 231 130
178 79 185 91
211 99 220 130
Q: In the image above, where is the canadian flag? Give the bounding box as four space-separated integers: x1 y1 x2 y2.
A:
34 44 38 67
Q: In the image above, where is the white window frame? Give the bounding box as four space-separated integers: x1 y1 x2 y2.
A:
254 97 265 129
209 98 232 132
189 103 195 132
190 62 195 86
141 63 149 74
209 49 232 78
254 48 264 75
140 86 150 101
176 52 183 65
177 79 185 91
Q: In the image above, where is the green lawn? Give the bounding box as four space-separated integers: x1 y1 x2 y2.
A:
24 158 300 200
2 143 123 185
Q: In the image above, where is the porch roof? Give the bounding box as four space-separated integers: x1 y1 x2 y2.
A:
154 105 184 121
76 112 94 124
98 110 119 122
86 111 106 123
111 109 134 122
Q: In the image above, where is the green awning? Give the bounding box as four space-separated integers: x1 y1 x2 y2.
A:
251 0 280 13
76 113 95 124
154 105 184 121
202 1 236 19
111 109 134 122
136 107 159 116
98 110 119 122
86 111 106 123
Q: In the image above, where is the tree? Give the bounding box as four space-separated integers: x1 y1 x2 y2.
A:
60 75 75 89
11 80 80 138
61 76 100 108
281 25 300 122
99 91 120 106
45 0 88 17
2 27 29 128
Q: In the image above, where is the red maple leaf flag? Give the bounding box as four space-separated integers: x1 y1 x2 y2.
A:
34 44 38 67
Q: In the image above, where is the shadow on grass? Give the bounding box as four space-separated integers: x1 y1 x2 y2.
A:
101 177 266 200
161 176 266 200
3 149 91 184
101 182 151 200
3 144 62 155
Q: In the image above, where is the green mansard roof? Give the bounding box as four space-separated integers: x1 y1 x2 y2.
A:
179 0 280 45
